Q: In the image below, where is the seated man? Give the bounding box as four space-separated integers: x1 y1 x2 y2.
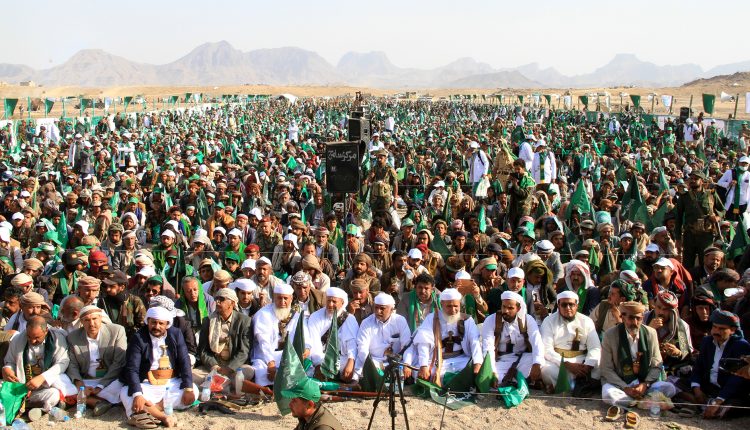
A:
480 291 544 386
197 288 254 392
252 284 302 386
4 291 51 333
354 293 413 380
119 306 197 428
540 291 601 392
305 288 358 381
644 291 693 378
346 278 375 324
3 316 72 413
98 269 146 341
554 260 600 315
63 306 127 416
176 276 214 338
413 288 482 384
600 301 676 406
230 278 260 317
589 280 638 337
396 273 441 332
290 271 325 319
688 310 750 419
77 275 102 306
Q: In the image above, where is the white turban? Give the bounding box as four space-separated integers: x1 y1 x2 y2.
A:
454 270 471 281
501 290 527 315
146 306 173 327
557 291 579 303
440 288 462 301
274 283 294 295
374 293 395 307
231 279 258 293
326 287 348 308
564 260 593 291
79 305 103 320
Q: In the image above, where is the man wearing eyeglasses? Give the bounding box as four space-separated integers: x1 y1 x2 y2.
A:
539 291 601 394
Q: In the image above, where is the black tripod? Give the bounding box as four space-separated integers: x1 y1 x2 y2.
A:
366 355 415 430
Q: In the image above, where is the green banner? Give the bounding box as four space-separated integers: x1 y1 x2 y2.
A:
184 92 192 103
80 98 94 109
579 95 589 108
543 94 551 104
44 98 54 116
702 93 716 115
169 95 179 105
517 95 524 104
630 95 641 108
4 98 18 118
123 96 133 109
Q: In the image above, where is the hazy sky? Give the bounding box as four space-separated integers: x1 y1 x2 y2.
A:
4 0 748 75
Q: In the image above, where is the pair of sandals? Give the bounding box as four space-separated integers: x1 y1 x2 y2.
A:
605 406 640 429
128 412 165 429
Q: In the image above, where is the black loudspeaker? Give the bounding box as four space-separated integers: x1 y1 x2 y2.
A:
325 142 361 194
348 117 371 144
679 107 690 123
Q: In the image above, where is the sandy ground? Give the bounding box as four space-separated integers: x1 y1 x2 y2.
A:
25 391 750 430
0 82 747 120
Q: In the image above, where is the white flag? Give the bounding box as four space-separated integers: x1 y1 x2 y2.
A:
563 95 572 108
661 95 672 108
746 92 750 114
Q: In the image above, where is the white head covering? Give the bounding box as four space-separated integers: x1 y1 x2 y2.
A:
146 306 173 327
440 288 462 301
500 290 527 315
241 259 257 271
326 287 348 308
79 305 104 320
557 291 579 303
273 284 294 295
231 278 258 293
374 293 395 307
454 270 471 281
564 259 593 291
407 249 423 260
507 267 525 279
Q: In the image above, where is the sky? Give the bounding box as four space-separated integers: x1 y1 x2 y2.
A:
3 0 748 75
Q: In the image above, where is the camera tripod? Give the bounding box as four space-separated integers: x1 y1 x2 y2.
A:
366 355 416 430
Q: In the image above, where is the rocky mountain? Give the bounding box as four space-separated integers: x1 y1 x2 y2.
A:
1 42 749 89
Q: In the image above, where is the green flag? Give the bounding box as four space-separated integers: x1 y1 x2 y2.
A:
565 179 592 220
630 95 641 108
273 331 307 415
4 99 18 118
587 246 600 274
44 98 55 116
702 93 716 115
292 310 306 364
320 313 340 380
579 96 589 109
0 381 28 425
658 171 670 194
727 218 750 260
651 201 669 229
478 206 487 233
475 353 496 393
56 210 68 249
197 189 210 220
430 233 453 261
554 357 571 393
123 96 133 110
359 354 384 392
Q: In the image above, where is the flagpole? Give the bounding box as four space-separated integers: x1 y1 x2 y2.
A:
27 97 31 120
734 94 739 119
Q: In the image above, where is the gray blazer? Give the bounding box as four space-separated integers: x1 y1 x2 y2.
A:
4 328 69 385
65 323 127 387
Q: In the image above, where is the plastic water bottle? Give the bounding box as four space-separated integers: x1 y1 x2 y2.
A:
234 368 245 396
10 419 30 430
164 387 173 416
48 407 69 422
649 400 661 418
200 386 211 402
76 386 86 418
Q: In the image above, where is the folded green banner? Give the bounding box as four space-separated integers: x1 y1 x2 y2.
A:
630 95 641 108
4 99 18 118
702 93 716 115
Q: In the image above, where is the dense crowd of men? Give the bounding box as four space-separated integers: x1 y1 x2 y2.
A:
0 96 749 428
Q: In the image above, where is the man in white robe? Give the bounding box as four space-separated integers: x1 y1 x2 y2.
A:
354 293 413 380
305 288 358 381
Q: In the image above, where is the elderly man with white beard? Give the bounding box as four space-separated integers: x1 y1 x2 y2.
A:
354 293 413 380
480 291 544 387
252 283 302 386
305 287 359 382
539 291 601 393
413 288 482 384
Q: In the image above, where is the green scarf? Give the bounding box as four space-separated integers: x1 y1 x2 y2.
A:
58 271 78 296
616 324 651 384
539 151 546 182
733 167 744 212
406 290 441 332
181 283 208 323
576 286 587 313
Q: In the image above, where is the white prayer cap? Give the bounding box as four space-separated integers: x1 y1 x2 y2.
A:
213 226 226 236
75 220 89 232
273 283 294 295
653 257 675 270
283 233 299 249
0 228 10 243
161 229 175 239
231 278 258 293
434 181 445 188
326 287 349 307
454 270 471 281
407 249 423 260
645 243 660 253
440 288 462 301
469 141 480 149
11 212 23 221
620 232 633 240
241 259 256 271
79 305 103 319
651 226 668 235
525 134 536 141
533 140 547 149
227 228 243 238
536 240 554 252
557 291 579 303
19 191 31 198
74 133 83 139
165 220 179 231
374 292 395 307
740 156 750 164
199 164 208 173
508 267 525 280
257 257 272 266
501 291 524 305
137 266 157 278
0 222 12 233
146 306 173 326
